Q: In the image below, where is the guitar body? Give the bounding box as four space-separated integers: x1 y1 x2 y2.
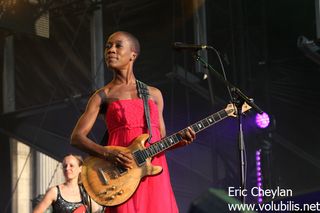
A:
81 134 162 207
81 103 251 207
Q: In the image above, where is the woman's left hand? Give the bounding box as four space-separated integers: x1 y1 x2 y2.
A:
179 127 196 146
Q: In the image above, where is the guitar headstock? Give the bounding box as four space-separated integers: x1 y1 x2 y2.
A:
225 102 252 117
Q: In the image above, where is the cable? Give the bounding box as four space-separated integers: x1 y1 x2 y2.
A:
209 47 233 101
4 90 55 212
209 46 248 203
4 151 32 212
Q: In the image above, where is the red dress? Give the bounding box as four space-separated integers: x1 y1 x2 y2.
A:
104 99 178 213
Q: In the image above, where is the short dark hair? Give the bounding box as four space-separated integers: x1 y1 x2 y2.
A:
115 31 140 56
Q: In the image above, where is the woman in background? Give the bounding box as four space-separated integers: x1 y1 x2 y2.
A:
33 154 103 213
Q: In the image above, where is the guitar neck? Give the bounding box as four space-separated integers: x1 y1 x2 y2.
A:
140 108 232 159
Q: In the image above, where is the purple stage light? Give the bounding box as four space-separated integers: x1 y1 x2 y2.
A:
255 112 270 129
256 149 263 203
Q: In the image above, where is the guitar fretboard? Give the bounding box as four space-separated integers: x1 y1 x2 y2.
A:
133 108 233 164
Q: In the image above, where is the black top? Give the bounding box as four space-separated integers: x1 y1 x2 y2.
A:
52 185 84 213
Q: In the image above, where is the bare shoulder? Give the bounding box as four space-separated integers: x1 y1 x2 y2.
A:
89 86 111 106
47 185 58 193
45 185 58 201
98 84 112 95
33 186 58 212
148 86 163 104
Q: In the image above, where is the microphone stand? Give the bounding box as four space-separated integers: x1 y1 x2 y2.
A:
192 52 263 204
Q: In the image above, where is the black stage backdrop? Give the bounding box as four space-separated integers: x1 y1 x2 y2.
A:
1 0 320 212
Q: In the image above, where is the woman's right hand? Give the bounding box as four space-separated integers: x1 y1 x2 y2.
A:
104 149 133 169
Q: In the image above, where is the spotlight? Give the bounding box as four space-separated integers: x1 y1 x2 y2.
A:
0 0 49 38
255 112 270 129
256 149 263 203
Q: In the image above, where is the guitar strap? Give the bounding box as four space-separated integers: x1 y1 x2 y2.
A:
97 89 107 115
97 89 109 146
79 184 91 213
136 80 152 144
80 183 106 212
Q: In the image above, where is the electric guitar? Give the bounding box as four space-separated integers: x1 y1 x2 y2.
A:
81 103 251 206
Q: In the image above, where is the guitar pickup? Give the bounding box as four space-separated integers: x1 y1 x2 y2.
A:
98 168 108 185
116 165 128 176
132 150 146 166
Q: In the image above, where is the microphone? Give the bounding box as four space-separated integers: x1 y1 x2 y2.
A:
173 42 213 50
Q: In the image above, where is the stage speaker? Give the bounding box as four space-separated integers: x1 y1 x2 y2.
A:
188 188 251 213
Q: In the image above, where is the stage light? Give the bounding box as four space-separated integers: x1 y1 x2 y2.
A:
0 0 49 38
255 112 270 129
256 149 263 203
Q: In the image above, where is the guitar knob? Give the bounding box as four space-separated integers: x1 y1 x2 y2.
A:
105 195 114 201
117 190 124 195
98 190 107 196
111 186 116 190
